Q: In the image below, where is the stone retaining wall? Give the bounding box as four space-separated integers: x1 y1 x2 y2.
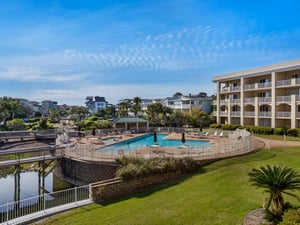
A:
90 172 184 202
54 157 120 185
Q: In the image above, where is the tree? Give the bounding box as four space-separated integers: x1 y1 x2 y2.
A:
131 97 142 117
248 165 300 219
0 97 24 122
49 108 60 122
69 106 89 120
173 92 183 98
7 119 27 131
118 101 130 117
146 103 164 126
198 92 207 97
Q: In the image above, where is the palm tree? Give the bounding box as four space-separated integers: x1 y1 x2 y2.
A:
248 165 300 218
131 97 142 117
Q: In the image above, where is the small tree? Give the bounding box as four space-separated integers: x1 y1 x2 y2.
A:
248 165 300 220
7 119 27 131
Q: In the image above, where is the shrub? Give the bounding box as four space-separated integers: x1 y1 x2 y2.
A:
221 124 241 130
286 129 299 137
274 128 284 135
116 157 199 180
279 208 300 225
209 123 222 129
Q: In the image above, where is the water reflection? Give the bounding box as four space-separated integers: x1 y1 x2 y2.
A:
0 171 72 205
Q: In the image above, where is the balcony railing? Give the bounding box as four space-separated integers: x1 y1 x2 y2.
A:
244 111 255 117
220 111 228 116
258 83 271 88
258 97 272 103
244 98 255 104
276 112 291 118
297 112 300 118
231 111 240 117
244 84 255 90
297 78 300 84
276 96 291 102
231 99 240 104
296 95 300 102
220 86 241 93
259 112 271 117
276 79 292 87
220 99 229 105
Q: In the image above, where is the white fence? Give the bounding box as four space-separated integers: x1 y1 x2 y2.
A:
0 185 90 225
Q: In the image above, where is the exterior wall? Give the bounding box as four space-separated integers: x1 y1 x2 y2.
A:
53 158 120 185
213 59 300 128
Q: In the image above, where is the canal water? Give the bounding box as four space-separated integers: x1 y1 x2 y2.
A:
0 170 73 205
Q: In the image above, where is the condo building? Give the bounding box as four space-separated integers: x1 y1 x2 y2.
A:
213 59 300 128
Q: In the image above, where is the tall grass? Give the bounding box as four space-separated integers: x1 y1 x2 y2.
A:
38 147 300 225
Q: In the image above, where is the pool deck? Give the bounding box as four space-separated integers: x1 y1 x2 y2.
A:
66 132 232 161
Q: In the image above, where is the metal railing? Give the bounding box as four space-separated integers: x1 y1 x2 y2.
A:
244 111 255 117
276 79 291 87
0 185 90 224
276 96 291 102
258 83 271 88
276 112 291 118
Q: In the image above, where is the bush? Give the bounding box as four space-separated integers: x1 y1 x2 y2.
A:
116 157 199 180
221 124 241 130
286 129 299 137
274 128 284 135
209 123 222 129
279 208 300 225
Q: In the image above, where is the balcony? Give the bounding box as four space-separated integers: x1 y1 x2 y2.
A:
220 99 229 105
297 78 300 84
231 111 240 117
258 97 272 103
244 111 255 117
259 112 271 117
220 86 241 93
244 98 255 104
276 79 292 87
258 83 271 89
230 99 240 104
276 96 291 103
276 112 291 118
244 84 255 90
220 111 228 116
297 112 300 118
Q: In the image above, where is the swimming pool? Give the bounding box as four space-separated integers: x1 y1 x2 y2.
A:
97 133 210 153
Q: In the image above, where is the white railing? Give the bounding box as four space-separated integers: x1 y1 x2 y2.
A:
220 111 228 116
297 112 300 118
244 98 255 104
220 100 228 105
276 112 291 118
258 97 272 103
244 111 255 117
276 96 291 102
244 84 255 90
230 111 241 117
258 83 271 88
297 78 300 84
296 95 300 102
230 86 240 91
259 112 271 117
276 79 292 87
231 99 240 104
0 185 90 224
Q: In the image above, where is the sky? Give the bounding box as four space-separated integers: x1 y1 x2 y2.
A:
0 0 300 106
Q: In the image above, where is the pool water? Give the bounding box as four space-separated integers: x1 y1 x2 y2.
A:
97 134 210 152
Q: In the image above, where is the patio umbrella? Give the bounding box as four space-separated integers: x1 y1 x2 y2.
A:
154 131 157 143
181 132 186 144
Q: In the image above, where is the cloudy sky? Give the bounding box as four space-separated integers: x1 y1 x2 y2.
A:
0 0 299 105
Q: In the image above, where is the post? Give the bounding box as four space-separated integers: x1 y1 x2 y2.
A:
6 202 9 224
75 187 77 203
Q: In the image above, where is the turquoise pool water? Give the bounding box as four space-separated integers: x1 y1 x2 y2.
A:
97 134 210 152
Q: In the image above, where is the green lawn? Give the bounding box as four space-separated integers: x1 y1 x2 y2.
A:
40 147 300 225
254 134 300 142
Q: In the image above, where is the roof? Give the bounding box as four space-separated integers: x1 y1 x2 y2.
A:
213 58 300 82
112 117 148 124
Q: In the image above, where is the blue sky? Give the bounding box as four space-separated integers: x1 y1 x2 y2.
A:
0 0 300 105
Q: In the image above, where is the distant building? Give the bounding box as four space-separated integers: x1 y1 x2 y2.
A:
85 96 109 113
161 95 213 114
41 100 58 116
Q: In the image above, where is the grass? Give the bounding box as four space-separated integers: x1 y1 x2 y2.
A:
254 134 300 142
39 147 300 225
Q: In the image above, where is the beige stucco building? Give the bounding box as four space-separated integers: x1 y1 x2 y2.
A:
213 59 300 128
